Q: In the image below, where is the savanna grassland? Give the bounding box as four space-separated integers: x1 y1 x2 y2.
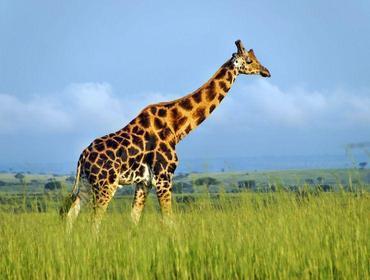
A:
0 188 369 279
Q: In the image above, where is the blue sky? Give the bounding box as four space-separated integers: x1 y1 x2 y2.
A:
0 1 369 171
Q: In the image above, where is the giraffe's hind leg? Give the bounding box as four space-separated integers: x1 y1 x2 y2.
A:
92 184 117 233
61 178 92 233
66 196 81 233
131 183 150 225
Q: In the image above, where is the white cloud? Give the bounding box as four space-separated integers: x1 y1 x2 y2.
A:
0 83 176 135
0 80 369 142
62 83 127 131
0 93 70 133
210 80 370 131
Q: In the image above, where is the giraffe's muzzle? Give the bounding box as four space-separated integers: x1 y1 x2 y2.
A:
260 66 271 77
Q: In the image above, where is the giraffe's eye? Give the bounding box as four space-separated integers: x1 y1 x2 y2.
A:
246 58 252 64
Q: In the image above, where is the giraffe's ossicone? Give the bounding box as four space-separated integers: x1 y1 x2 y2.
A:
60 39 271 230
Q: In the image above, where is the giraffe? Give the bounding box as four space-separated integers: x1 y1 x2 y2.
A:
60 40 271 230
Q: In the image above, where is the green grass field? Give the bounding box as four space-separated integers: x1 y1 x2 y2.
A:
0 191 369 279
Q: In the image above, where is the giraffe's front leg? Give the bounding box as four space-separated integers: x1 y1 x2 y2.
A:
152 149 178 224
131 183 150 225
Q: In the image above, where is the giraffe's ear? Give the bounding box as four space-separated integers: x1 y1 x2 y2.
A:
235 40 247 55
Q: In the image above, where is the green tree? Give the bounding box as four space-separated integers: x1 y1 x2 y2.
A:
194 177 219 186
44 180 63 191
359 162 367 170
65 176 75 184
14 173 25 184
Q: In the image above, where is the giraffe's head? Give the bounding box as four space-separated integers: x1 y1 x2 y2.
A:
231 40 271 77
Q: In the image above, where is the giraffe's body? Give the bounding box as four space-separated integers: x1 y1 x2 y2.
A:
60 40 270 229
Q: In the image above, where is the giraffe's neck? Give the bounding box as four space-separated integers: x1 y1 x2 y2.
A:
170 59 238 143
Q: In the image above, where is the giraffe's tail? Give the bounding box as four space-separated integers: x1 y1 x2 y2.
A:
59 155 83 218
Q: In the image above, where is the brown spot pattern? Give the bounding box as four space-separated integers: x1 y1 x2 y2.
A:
219 81 228 92
215 68 227 80
179 99 193 111
192 91 202 103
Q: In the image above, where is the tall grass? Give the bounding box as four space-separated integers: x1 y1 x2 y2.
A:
0 192 369 279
